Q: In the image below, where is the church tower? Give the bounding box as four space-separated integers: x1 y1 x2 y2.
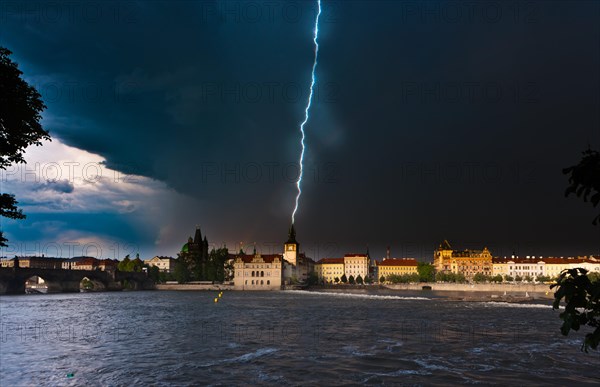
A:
283 224 299 266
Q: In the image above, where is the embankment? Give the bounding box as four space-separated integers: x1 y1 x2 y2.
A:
155 283 234 291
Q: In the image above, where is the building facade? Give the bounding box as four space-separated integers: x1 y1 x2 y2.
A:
343 254 370 280
314 258 345 283
492 256 600 280
433 240 492 280
376 258 418 280
145 256 177 273
233 253 283 290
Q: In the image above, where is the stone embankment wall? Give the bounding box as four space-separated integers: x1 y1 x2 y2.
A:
385 283 553 294
155 283 234 291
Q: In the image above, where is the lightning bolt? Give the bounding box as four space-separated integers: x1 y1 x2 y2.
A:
292 0 322 224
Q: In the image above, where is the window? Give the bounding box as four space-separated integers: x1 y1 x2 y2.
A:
261 280 264 285
267 280 270 285
251 280 254 285
245 280 247 285
252 271 255 277
261 271 264 277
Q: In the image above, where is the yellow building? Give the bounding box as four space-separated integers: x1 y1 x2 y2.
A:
433 240 492 280
315 258 345 283
376 258 418 279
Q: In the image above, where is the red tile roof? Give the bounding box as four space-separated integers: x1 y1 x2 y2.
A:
492 257 595 264
75 257 99 266
344 254 368 257
316 258 345 265
377 258 418 267
235 254 283 263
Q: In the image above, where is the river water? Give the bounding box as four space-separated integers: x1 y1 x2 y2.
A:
0 290 598 386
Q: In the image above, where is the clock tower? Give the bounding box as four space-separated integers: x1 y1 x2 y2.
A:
283 224 299 266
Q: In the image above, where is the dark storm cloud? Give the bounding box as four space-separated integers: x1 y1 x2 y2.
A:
1 1 598 259
33 179 75 194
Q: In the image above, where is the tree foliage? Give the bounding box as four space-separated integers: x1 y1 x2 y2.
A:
435 272 466 283
117 255 131 271
341 274 348 283
563 148 600 225
417 262 435 282
174 259 191 284
356 274 364 285
0 47 50 247
552 268 600 352
472 273 489 283
387 273 420 284
490 275 503 283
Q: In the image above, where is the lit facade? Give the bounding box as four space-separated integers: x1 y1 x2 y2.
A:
233 253 283 290
492 256 600 280
343 254 370 280
433 240 492 280
314 258 345 283
376 258 418 279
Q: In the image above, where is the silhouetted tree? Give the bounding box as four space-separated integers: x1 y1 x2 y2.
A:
147 265 160 283
552 268 600 352
117 255 131 271
0 47 50 246
348 275 355 284
341 274 348 283
174 260 190 284
563 148 600 225
356 274 364 285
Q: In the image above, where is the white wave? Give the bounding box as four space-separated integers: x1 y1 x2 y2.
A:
362 368 432 382
285 290 430 301
479 302 555 309
229 347 278 363
199 347 278 367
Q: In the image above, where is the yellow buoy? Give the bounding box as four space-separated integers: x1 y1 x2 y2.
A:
214 298 219 303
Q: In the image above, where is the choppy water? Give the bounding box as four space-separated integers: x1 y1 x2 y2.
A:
1 290 598 386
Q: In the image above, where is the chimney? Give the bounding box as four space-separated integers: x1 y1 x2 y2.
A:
386 246 390 260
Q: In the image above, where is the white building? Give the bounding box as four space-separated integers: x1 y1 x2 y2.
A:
144 256 177 273
233 253 283 290
344 254 370 280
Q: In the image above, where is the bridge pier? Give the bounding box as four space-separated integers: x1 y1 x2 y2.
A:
0 278 26 295
49 280 81 293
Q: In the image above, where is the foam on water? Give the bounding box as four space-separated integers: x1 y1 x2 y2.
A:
479 302 555 309
285 290 430 300
199 348 278 367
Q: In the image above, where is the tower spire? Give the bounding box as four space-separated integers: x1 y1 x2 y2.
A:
194 226 202 244
287 223 297 244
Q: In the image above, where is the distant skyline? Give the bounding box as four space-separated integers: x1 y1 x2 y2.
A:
1 1 599 260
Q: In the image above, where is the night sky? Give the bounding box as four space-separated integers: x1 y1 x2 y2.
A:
1 1 598 261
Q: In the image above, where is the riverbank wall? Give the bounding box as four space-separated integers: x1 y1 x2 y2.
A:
155 283 234 291
384 283 552 293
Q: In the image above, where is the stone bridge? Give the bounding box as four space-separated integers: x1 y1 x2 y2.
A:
0 267 155 294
